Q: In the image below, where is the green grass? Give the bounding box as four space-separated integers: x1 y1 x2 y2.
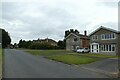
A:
25 50 71 56
75 53 119 58
47 54 100 65
23 49 119 65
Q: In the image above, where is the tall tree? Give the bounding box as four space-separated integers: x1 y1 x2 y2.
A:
18 39 24 48
0 29 11 48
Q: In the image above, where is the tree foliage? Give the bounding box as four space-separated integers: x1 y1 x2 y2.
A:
0 29 11 48
57 40 66 49
18 39 31 48
18 39 58 50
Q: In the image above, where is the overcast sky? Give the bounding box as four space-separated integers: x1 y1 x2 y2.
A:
0 0 119 44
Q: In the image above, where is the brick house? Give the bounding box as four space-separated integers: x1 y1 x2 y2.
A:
89 26 120 55
65 29 90 51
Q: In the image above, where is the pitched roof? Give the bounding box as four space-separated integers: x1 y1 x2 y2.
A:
88 26 120 36
44 38 57 43
33 38 57 43
65 32 88 40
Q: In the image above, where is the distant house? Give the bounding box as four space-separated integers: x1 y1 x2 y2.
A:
89 26 120 55
33 38 58 46
65 29 90 51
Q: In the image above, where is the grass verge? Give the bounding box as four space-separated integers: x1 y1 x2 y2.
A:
71 53 119 58
25 50 71 56
47 54 100 65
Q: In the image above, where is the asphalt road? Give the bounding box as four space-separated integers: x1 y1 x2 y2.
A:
3 49 109 78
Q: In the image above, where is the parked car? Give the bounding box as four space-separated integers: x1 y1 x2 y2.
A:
76 48 90 53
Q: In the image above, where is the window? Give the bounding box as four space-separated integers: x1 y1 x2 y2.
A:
76 46 79 49
101 34 104 39
112 45 115 51
104 45 106 51
101 45 104 51
106 34 109 39
101 44 115 52
112 34 115 39
110 34 112 38
96 45 98 49
92 35 98 40
106 45 108 51
73 38 78 42
109 45 111 51
101 33 116 40
92 45 93 49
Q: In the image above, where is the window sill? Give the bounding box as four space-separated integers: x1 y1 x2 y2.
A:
101 51 115 52
101 38 116 40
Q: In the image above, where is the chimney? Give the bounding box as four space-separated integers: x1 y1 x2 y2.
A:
75 29 79 35
84 30 87 36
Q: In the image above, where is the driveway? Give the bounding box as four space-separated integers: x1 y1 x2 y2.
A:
80 57 119 77
3 49 109 78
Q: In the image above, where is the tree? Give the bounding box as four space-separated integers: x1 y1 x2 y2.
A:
57 40 66 49
18 39 23 48
18 39 31 48
1 29 11 48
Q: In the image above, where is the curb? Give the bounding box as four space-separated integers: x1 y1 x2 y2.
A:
80 66 119 78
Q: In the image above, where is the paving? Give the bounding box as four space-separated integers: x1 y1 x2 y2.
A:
3 49 109 78
80 58 119 77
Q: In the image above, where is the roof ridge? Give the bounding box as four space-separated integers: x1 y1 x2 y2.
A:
88 26 119 36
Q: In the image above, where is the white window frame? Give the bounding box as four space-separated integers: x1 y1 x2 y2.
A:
92 35 98 40
101 44 115 52
101 33 116 40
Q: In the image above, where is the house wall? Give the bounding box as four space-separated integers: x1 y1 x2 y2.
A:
89 28 118 55
117 33 120 56
90 29 118 44
66 34 82 51
81 38 90 48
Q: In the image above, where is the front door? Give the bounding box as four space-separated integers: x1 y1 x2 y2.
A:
91 43 99 53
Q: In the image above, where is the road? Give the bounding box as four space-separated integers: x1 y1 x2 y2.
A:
3 49 109 78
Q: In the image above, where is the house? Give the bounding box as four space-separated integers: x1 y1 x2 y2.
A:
44 38 58 46
65 29 90 51
89 26 120 55
33 38 58 46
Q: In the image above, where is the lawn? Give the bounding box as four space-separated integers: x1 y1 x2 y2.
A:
25 50 71 56
75 53 119 58
47 54 100 65
24 49 119 65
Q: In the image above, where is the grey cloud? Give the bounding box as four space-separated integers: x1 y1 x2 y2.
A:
1 1 118 43
97 1 118 8
91 22 118 31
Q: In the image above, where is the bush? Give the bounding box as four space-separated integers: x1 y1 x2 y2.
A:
28 42 58 50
